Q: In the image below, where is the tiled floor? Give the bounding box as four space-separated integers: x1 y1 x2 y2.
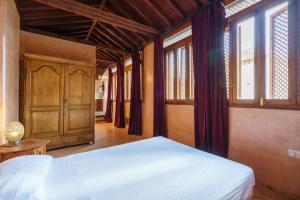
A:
47 122 298 200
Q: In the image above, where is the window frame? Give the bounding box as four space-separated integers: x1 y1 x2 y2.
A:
124 64 132 102
123 50 144 103
228 0 299 110
164 36 193 105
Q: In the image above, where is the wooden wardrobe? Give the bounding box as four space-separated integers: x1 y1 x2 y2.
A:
21 54 95 149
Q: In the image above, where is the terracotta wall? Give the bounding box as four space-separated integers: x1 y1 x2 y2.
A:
142 42 154 138
229 108 300 197
166 105 195 147
0 0 20 144
20 31 96 64
125 102 130 125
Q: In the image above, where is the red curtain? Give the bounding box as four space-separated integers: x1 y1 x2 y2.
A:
153 35 167 137
128 50 142 135
114 61 125 128
104 68 112 122
192 2 228 157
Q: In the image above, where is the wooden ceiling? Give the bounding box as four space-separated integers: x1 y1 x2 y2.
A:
15 0 231 75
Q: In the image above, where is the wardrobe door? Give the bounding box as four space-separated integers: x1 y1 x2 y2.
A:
24 59 64 139
64 65 95 136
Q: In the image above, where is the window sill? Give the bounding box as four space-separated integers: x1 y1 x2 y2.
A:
164 100 300 110
165 100 194 105
229 103 300 110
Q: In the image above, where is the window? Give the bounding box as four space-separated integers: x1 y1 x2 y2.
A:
166 51 175 100
165 37 193 102
265 2 289 100
236 16 255 100
164 25 194 103
189 44 194 100
112 73 117 101
176 46 187 100
124 67 132 101
224 29 230 99
123 52 144 102
228 0 298 108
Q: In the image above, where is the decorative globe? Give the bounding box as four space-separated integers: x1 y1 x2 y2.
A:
4 121 24 145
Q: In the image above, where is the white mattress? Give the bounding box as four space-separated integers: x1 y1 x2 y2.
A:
31 137 255 200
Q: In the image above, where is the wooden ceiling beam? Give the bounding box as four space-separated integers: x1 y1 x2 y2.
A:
32 0 160 35
22 26 129 55
94 26 128 50
111 26 139 47
85 0 107 41
165 0 185 18
97 59 116 64
64 30 89 36
19 5 57 12
98 50 121 61
46 22 91 30
122 0 154 26
98 23 133 49
142 0 172 28
194 0 210 7
22 18 91 27
100 49 122 61
22 13 75 20
91 34 115 48
103 7 147 44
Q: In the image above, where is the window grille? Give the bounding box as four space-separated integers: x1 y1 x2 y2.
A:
225 0 261 17
224 30 230 99
164 27 192 48
177 47 187 99
166 51 175 100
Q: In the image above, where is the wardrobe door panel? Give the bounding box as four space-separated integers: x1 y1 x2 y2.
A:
68 108 90 129
64 65 95 135
31 111 59 136
25 59 64 139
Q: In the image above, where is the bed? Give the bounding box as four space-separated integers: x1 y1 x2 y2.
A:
0 137 255 200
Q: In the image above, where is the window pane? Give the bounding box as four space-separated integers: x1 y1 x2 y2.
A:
265 2 288 100
224 29 230 99
124 71 127 100
128 69 132 100
177 47 187 100
237 17 255 99
166 51 175 100
189 45 194 100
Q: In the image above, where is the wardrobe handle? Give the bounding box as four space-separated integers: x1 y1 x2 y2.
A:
64 99 68 104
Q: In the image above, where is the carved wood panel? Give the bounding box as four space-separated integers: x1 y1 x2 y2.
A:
25 59 64 138
64 65 95 135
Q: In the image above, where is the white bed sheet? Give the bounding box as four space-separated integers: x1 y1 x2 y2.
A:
32 137 254 200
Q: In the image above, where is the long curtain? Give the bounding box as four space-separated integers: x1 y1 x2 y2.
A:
153 35 167 137
114 61 125 128
128 50 142 135
104 68 112 122
192 1 228 157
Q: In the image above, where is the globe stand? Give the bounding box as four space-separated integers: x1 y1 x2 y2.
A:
2 140 23 147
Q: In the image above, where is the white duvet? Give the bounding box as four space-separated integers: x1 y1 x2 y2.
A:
0 137 255 200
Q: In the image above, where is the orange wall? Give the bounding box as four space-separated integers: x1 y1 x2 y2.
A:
0 0 20 144
125 102 130 125
142 42 154 138
229 108 300 197
20 31 96 64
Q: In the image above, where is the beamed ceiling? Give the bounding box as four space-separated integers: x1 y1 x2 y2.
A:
15 0 233 75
